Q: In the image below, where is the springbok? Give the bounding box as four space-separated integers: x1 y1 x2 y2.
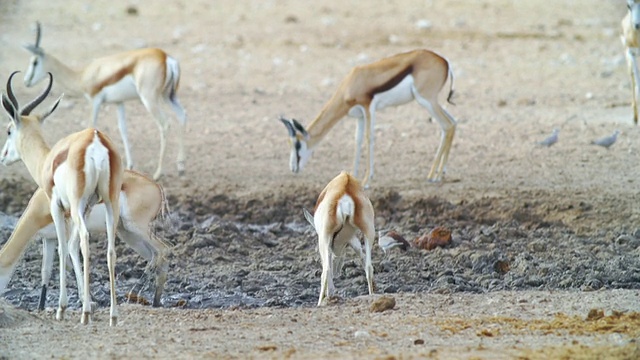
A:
1 71 123 326
622 0 640 124
280 49 458 187
23 22 187 180
303 171 375 306
0 170 170 311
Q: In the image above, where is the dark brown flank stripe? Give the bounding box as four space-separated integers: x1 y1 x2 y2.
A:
367 64 413 98
89 64 135 97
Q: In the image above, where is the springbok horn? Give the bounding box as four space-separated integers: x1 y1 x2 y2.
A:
21 72 53 116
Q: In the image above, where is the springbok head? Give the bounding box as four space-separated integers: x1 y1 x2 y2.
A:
23 22 48 88
1 71 61 165
279 116 313 174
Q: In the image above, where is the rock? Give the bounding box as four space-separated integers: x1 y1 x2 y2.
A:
414 226 452 250
527 240 546 253
370 296 396 313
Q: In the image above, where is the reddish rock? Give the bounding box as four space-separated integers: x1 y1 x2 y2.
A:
414 226 452 250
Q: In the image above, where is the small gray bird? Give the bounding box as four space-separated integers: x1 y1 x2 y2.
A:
591 130 621 149
378 230 410 254
537 128 560 147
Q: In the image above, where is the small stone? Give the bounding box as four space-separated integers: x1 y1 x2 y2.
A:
370 295 396 313
125 5 139 16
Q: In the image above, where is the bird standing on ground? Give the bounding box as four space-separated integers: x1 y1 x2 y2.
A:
378 230 410 254
537 128 559 147
591 130 621 149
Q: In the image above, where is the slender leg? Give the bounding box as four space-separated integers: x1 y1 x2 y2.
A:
104 200 119 326
50 198 68 321
116 103 134 170
91 97 104 126
317 237 332 306
431 104 457 179
363 107 376 187
352 116 365 178
416 99 456 182
39 238 57 310
152 256 168 307
68 224 84 300
168 98 187 176
141 95 169 181
363 231 375 295
76 204 92 325
348 236 365 267
332 249 345 278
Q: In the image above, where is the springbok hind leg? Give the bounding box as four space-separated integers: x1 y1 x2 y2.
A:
141 95 169 181
50 199 68 321
116 103 134 170
104 200 120 326
168 97 187 176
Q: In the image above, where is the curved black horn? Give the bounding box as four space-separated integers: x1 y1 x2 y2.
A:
279 116 295 137
34 21 42 48
21 72 53 116
5 71 20 110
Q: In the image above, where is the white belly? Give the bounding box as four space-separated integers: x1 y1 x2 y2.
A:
100 75 139 103
38 191 128 239
370 74 415 110
38 204 107 239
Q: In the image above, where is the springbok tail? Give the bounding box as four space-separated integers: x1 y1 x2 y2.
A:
446 65 455 106
336 194 355 225
165 56 181 103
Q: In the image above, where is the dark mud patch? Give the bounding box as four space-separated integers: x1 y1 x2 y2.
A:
2 182 640 311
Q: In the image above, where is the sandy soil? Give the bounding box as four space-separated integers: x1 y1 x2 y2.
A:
1 0 640 358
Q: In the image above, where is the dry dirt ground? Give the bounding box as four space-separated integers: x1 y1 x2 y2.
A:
1 0 640 359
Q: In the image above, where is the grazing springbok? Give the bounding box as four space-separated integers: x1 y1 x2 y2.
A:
23 22 187 180
1 71 123 326
280 49 458 187
622 0 640 124
0 170 170 311
302 171 375 306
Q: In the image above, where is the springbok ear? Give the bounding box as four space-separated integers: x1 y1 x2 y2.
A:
302 208 315 228
279 117 296 137
1 93 19 123
39 94 63 124
291 119 309 140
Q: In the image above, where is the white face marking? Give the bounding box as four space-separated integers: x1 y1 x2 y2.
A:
24 55 46 87
1 123 21 166
290 138 312 173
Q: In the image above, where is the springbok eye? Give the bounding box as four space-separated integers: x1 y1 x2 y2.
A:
6 128 10 136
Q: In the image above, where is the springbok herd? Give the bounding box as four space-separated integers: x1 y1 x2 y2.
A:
0 2 638 326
